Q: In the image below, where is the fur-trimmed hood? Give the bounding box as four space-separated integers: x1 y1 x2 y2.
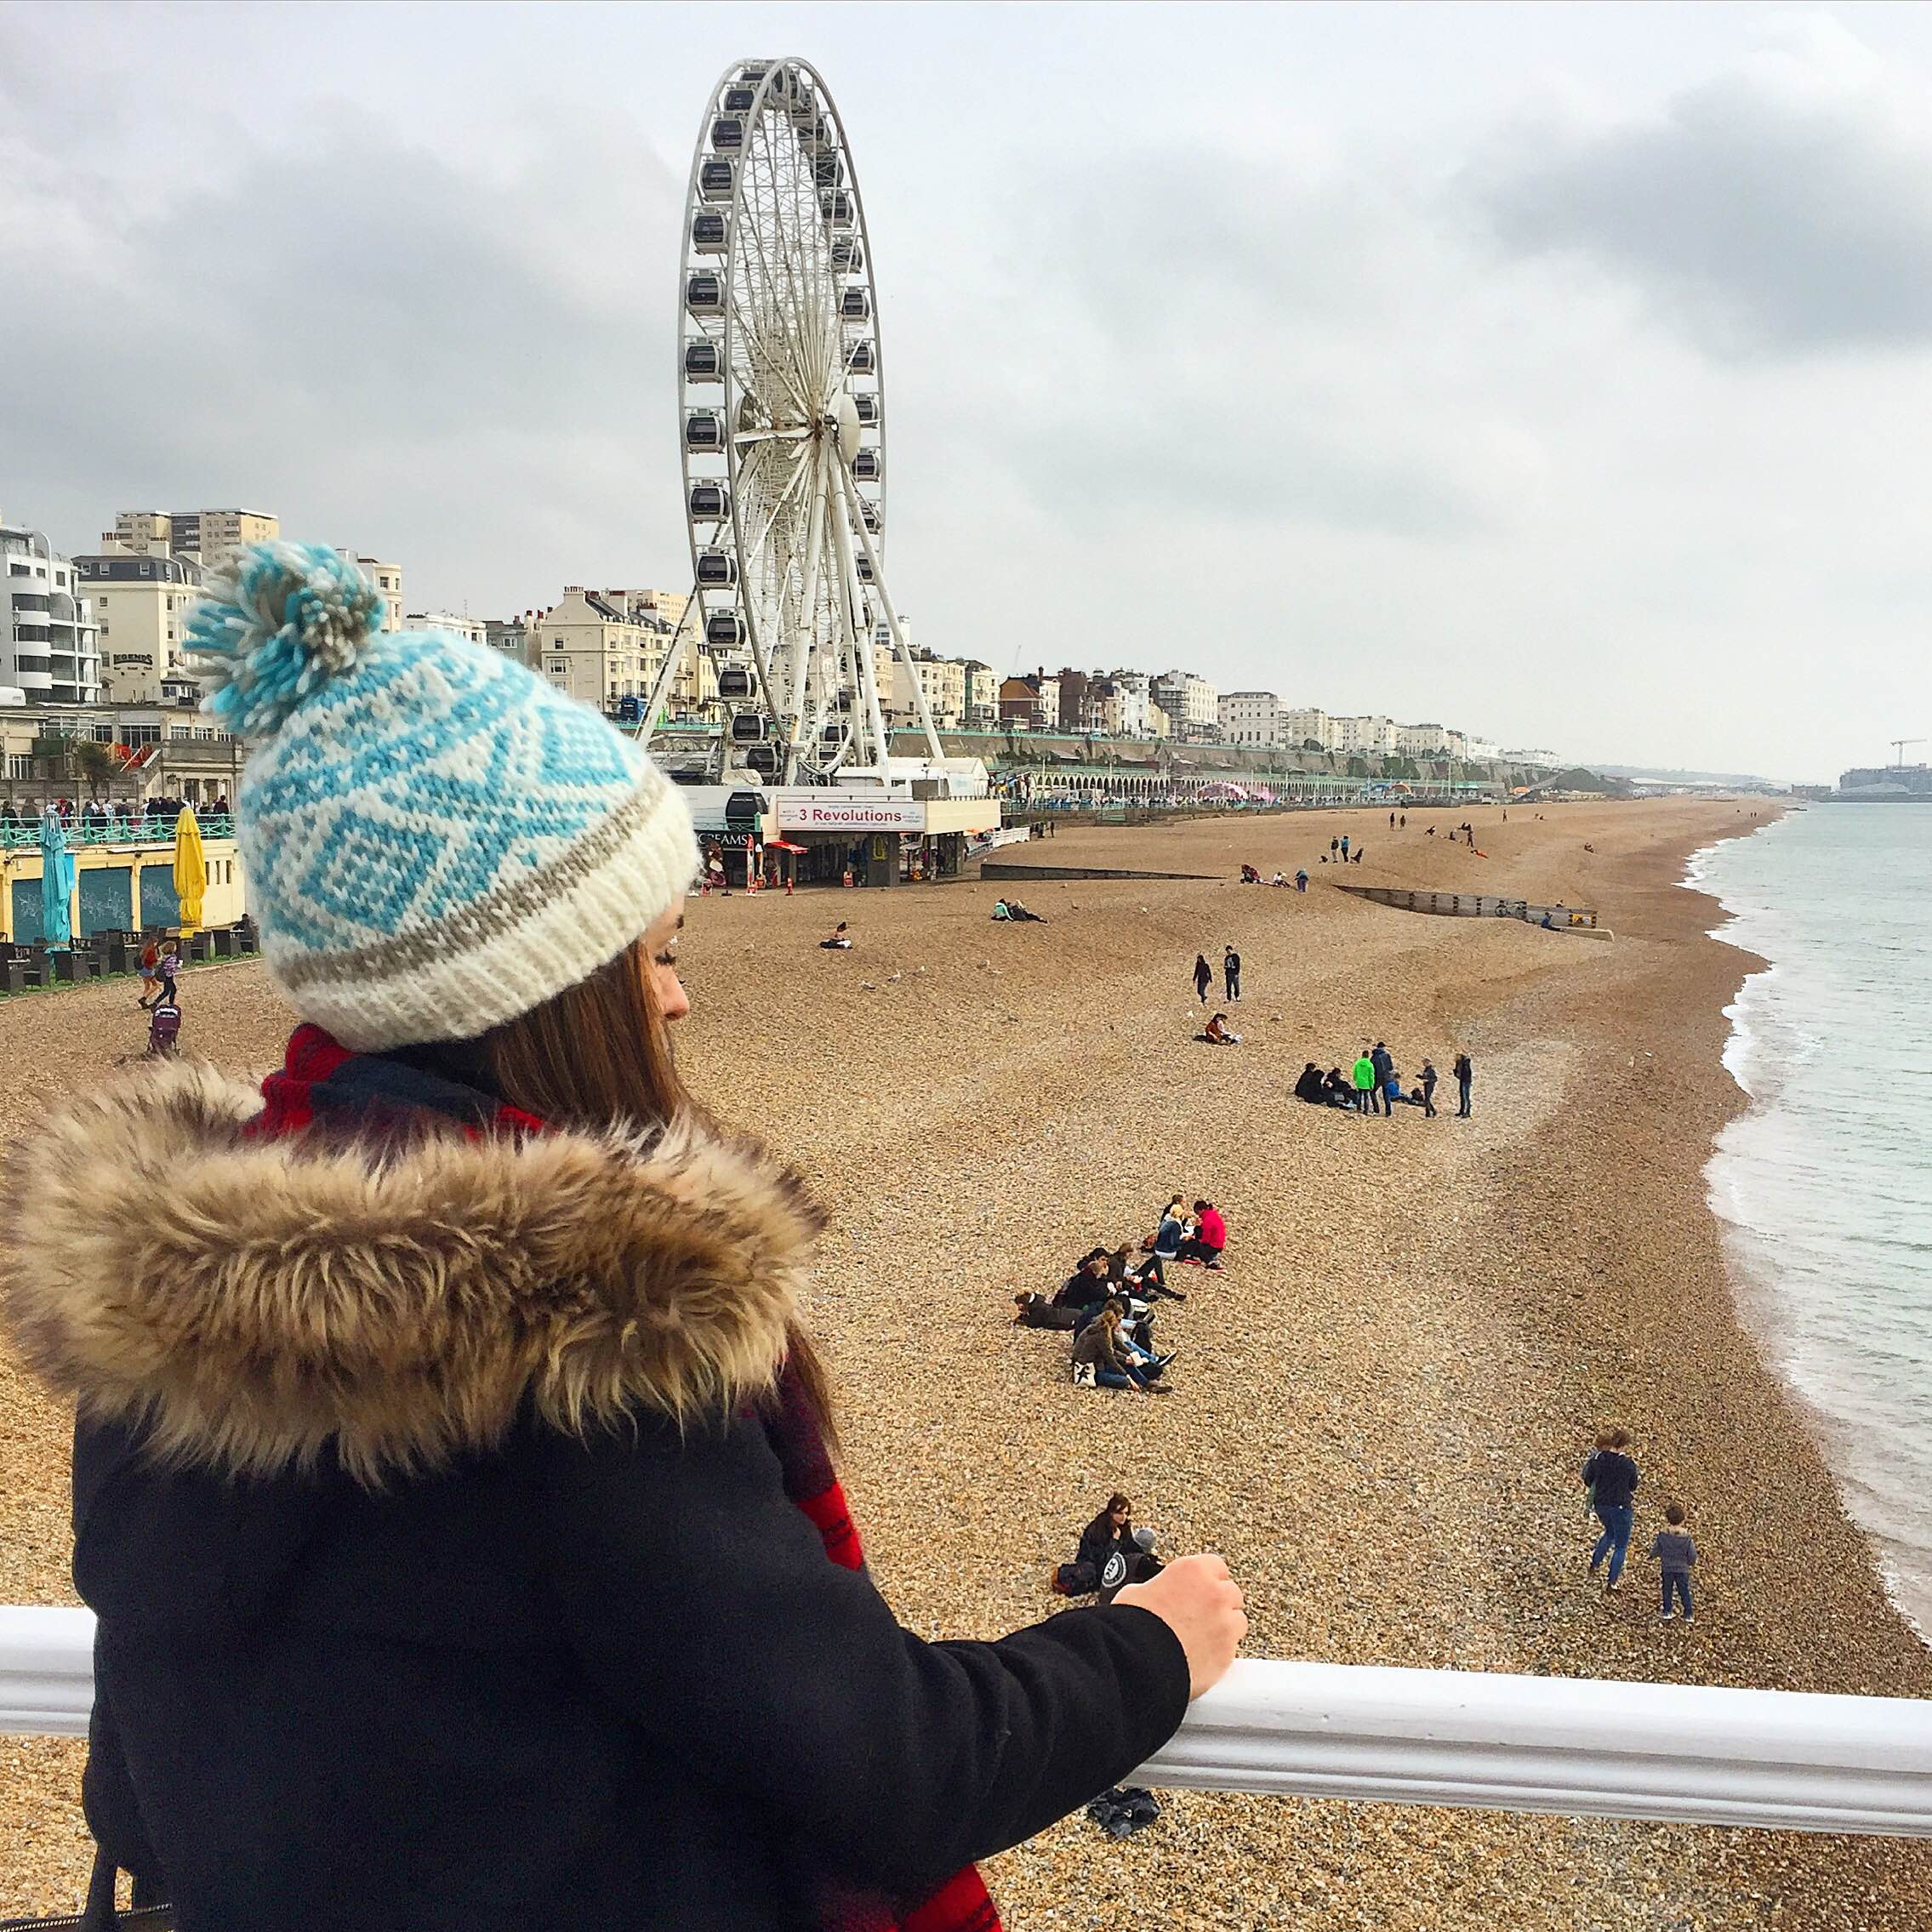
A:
3 1060 824 1485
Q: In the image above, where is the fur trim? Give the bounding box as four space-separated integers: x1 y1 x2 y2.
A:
2 1061 823 1485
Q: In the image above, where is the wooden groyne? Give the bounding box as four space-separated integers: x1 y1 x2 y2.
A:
1337 884 1610 937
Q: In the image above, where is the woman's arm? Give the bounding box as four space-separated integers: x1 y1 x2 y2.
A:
542 1413 1190 1899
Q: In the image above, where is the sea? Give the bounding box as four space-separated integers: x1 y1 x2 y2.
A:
1691 806 1932 1639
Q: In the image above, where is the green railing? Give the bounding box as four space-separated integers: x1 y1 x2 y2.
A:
0 813 236 850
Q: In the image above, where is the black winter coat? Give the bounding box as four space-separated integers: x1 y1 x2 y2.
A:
8 1061 1191 1932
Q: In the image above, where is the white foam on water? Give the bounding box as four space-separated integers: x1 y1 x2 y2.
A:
1690 809 1932 1642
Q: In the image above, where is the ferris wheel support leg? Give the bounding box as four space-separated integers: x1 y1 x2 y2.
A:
829 466 892 780
637 588 698 750
841 462 943 764
783 442 833 782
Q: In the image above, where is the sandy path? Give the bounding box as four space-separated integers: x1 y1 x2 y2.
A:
2 799 1927 1926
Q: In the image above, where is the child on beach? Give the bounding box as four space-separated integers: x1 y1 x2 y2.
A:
1651 1502 1696 1624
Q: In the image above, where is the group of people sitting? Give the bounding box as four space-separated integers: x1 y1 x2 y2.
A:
990 898 1046 922
1012 1197 1228 1396
1292 1046 1473 1117
1238 865 1308 891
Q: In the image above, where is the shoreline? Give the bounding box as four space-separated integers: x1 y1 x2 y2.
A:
2 798 1929 1923
1688 817 1932 1650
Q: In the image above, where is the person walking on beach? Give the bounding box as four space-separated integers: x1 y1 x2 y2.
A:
1388 811 1396 829
1583 1428 1641 1592
1340 833 1350 863
1295 869 1308 892
1193 953 1212 1004
1351 1049 1377 1115
1453 1051 1473 1118
1222 945 1241 1001
1419 1059 1439 1118
1651 1502 1696 1625
2 541 1246 1932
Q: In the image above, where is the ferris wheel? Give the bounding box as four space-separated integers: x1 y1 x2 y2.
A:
657 56 943 786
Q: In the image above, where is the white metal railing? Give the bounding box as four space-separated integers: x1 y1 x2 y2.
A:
3 1610 1929 1838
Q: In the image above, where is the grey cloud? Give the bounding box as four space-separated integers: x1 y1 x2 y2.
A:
1465 33 1932 356
3 100 687 604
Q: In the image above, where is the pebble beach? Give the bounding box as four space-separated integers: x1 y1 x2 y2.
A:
3 797 1929 1927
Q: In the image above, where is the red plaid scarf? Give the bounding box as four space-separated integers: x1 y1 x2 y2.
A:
251 1026 1002 1932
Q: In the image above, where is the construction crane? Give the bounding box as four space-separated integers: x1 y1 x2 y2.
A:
1890 738 1925 767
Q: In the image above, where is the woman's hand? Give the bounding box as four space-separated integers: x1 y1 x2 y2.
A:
1114 1554 1247 1699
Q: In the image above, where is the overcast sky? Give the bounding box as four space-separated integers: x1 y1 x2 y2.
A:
6 1 1932 780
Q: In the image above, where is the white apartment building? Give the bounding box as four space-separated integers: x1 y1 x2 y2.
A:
76 550 204 704
961 660 999 726
1219 690 1280 747
3 516 101 705
1502 746 1558 768
1152 670 1217 741
889 653 966 729
1102 670 1154 738
1397 722 1451 757
1333 714 1399 756
1279 707 1331 752
407 612 487 648
1465 737 1502 761
337 552 403 632
532 588 675 713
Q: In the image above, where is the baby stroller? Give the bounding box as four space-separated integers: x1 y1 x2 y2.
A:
145 998 182 1057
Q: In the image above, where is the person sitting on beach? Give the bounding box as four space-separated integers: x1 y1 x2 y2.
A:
1052 1251 1114 1314
1198 1012 1240 1046
1070 1303 1171 1394
1322 1066 1354 1107
1013 1291 1081 1332
1269 871 1288 887
1006 899 1046 922
1077 1494 1136 1584
1293 1062 1326 1105
1148 1198 1187 1269
1177 1200 1225 1270
1583 1428 1641 1593
1240 864 1262 885
820 921 852 950
991 899 1013 920
1108 1242 1183 1305
1651 1502 1696 1626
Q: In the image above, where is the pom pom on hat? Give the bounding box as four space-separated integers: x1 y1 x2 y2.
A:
188 541 387 739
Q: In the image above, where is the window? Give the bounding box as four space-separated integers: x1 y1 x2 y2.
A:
139 562 152 577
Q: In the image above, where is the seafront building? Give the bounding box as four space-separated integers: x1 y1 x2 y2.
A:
105 508 278 572
1 516 101 706
75 550 205 704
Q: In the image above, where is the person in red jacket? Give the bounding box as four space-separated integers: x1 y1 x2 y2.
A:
1177 1199 1226 1269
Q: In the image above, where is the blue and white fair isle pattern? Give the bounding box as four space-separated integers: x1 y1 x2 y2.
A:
189 541 694 1049
244 636 641 955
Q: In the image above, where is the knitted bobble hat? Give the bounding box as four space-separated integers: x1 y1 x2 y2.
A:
189 541 696 1051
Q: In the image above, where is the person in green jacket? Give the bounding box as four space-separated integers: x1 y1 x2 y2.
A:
1351 1050 1377 1114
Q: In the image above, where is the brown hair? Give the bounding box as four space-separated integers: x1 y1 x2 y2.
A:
414 937 837 1448
1606 1428 1631 1450
1664 1502 1686 1525
1106 1492 1131 1516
